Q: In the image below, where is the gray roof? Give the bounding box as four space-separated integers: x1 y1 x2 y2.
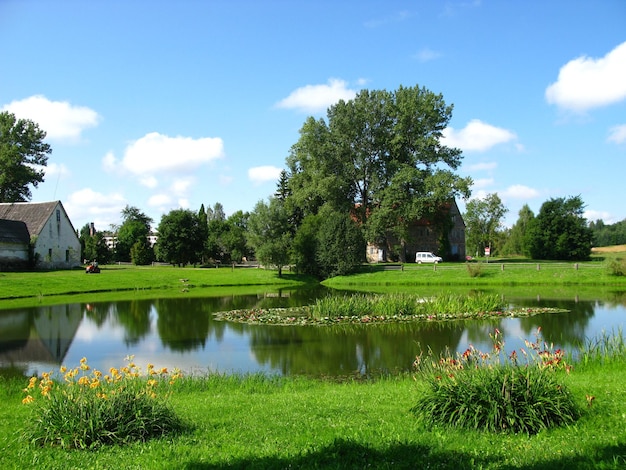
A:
0 219 30 244
0 201 61 236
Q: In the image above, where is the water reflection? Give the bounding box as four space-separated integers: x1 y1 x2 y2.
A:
1 289 625 378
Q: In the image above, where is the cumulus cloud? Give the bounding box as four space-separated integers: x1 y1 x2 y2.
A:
501 184 540 200
248 165 283 185
121 132 224 175
471 178 495 189
1 95 100 141
584 209 614 224
467 161 497 172
442 119 517 152
64 188 127 229
276 78 357 113
148 194 172 207
608 124 626 144
545 41 626 112
139 176 159 188
48 163 71 179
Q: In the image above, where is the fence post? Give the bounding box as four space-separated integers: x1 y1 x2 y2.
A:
575 263 579 270
537 264 540 271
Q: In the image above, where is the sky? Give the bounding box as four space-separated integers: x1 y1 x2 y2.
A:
1 0 625 232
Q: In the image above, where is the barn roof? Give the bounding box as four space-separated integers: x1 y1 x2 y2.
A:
0 201 61 236
0 219 30 244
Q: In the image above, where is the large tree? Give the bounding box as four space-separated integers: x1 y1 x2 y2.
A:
502 204 535 256
526 196 592 260
285 85 471 253
464 193 508 258
247 197 291 277
155 208 204 266
0 111 51 202
114 206 153 262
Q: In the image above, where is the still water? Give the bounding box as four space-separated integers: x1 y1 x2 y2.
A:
1 287 625 378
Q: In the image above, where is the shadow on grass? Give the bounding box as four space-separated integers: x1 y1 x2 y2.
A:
181 438 626 469
182 438 488 469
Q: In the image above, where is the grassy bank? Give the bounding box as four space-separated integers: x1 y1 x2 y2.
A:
0 265 313 310
2 259 626 310
1 350 625 469
323 259 626 289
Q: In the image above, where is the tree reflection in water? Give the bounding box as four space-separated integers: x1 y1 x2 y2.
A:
1 288 625 378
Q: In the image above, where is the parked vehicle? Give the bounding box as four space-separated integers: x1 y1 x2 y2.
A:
85 261 100 274
415 252 442 264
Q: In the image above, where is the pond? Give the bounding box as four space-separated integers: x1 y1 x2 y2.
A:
1 287 625 378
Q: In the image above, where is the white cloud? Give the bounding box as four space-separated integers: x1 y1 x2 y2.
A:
171 177 194 196
248 165 283 185
148 194 172 207
608 124 626 144
471 178 494 189
1 95 100 141
414 47 442 62
140 176 159 188
64 188 126 229
501 184 540 200
275 78 357 113
584 209 614 224
121 132 224 175
442 119 517 152
102 151 118 172
467 161 497 172
545 41 626 112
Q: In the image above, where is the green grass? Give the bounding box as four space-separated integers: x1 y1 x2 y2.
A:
0 264 314 310
324 259 626 288
2 348 625 469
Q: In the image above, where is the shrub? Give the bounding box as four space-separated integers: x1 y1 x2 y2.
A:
466 261 482 277
606 257 626 276
22 356 184 449
412 329 581 435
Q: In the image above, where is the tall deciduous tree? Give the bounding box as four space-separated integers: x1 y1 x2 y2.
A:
156 209 204 266
0 111 51 202
464 193 508 258
247 197 291 277
502 204 535 256
115 206 153 262
285 85 471 255
526 196 592 260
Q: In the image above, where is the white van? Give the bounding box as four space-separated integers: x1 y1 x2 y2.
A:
415 252 443 264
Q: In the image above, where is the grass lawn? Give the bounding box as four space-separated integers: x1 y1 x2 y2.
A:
0 264 314 310
1 356 625 469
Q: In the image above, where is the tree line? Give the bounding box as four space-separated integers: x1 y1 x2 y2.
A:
1 88 618 278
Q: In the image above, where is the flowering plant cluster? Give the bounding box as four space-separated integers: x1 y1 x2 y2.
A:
412 328 581 434
413 327 572 377
22 356 184 449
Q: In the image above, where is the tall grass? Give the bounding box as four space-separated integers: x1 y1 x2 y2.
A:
310 292 504 319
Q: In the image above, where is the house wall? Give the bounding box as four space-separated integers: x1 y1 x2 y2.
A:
34 204 81 269
366 200 466 263
0 242 29 267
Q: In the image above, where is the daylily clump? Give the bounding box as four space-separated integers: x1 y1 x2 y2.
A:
22 356 184 449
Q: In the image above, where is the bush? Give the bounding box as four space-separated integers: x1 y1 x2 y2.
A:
412 329 581 435
607 257 626 276
466 261 482 277
22 357 184 449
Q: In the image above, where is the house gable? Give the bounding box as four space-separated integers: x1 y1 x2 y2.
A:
0 201 81 269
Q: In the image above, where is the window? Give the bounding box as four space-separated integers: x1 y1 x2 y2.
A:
66 250 70 262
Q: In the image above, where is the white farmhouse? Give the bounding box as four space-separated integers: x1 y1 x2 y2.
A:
0 201 81 269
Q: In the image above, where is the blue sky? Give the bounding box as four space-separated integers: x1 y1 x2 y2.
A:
1 1 625 232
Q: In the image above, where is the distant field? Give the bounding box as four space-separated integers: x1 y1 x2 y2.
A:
591 245 626 253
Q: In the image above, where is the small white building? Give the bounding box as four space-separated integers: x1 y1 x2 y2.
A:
0 201 81 269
